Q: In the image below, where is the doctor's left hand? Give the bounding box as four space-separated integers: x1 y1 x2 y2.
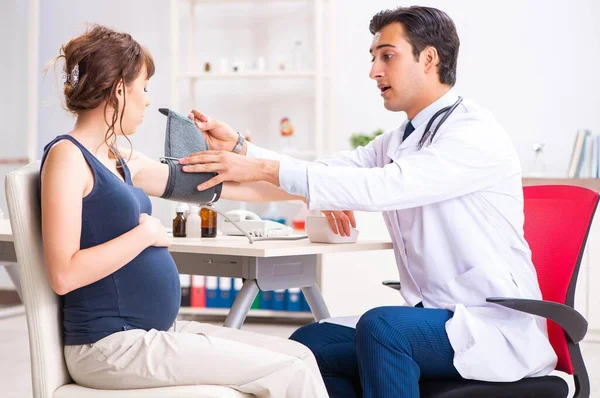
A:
179 150 280 190
322 210 356 237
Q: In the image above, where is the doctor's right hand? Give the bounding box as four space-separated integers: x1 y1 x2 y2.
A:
322 210 356 237
188 109 240 153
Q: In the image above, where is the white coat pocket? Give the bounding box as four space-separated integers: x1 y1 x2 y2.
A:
444 265 517 307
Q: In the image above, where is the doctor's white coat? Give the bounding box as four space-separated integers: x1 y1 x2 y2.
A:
248 92 558 382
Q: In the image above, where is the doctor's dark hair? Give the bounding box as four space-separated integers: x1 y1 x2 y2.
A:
369 6 459 86
46 24 155 154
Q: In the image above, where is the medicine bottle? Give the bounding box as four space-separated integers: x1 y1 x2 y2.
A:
187 205 202 238
173 203 187 237
201 206 218 238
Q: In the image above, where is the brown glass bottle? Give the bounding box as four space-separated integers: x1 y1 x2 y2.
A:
201 206 218 238
173 203 187 237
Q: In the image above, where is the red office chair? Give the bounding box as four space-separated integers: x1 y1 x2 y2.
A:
386 185 596 398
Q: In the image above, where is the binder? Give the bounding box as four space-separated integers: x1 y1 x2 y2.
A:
205 276 219 308
231 278 243 302
260 290 273 310
272 289 286 311
568 129 588 178
286 288 302 312
251 294 261 309
300 291 311 312
190 275 206 308
218 277 233 308
596 135 600 178
589 135 597 178
180 274 191 307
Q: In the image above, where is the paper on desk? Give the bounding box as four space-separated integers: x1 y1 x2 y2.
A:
319 315 361 329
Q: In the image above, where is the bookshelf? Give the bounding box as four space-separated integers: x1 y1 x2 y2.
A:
180 71 319 80
169 0 335 321
170 0 335 159
177 274 317 324
178 307 313 322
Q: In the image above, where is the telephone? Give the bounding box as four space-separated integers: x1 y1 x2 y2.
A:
222 210 295 238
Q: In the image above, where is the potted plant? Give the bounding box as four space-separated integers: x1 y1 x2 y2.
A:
350 128 384 148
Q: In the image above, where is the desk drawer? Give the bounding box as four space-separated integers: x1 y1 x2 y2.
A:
172 252 246 278
253 255 317 291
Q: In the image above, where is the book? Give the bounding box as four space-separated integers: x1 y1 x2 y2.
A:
285 288 302 312
568 129 589 178
271 289 286 311
180 274 191 307
218 278 233 308
231 278 243 302
190 275 205 308
590 135 598 178
205 276 219 308
260 290 272 310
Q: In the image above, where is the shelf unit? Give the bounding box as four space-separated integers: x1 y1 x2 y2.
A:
169 0 335 320
180 71 319 80
178 306 313 323
170 0 335 160
169 0 336 213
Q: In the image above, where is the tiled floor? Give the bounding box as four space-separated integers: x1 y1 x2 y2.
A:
1 314 598 397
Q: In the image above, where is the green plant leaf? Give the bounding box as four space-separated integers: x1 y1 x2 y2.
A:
349 129 384 148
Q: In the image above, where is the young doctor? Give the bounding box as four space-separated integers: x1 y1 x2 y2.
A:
180 6 558 398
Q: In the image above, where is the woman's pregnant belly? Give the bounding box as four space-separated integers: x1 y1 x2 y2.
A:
115 247 181 331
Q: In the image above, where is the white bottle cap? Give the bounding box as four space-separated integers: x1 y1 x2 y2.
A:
176 203 188 213
189 205 200 213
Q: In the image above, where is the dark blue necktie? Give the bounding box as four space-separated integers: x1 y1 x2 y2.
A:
403 122 415 141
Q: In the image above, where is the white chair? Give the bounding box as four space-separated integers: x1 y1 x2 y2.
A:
5 161 250 398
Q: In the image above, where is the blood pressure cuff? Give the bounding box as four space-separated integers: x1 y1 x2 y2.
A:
158 108 222 204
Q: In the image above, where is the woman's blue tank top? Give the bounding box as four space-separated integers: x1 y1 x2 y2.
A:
40 135 181 345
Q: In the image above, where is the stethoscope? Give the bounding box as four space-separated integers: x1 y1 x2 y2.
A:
417 96 463 149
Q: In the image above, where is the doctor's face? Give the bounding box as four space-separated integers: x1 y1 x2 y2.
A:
369 23 427 113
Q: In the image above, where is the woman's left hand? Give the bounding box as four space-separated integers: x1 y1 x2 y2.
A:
179 151 280 191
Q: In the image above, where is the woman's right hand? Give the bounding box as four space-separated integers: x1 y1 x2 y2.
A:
139 213 170 247
188 109 240 153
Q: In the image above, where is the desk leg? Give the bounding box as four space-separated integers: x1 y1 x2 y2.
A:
223 279 259 329
302 283 331 321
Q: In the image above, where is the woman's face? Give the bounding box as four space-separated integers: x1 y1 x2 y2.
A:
117 66 150 135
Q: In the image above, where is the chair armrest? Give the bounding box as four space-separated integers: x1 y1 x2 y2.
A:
486 297 588 344
382 280 401 290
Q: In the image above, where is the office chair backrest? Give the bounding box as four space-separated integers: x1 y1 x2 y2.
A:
523 184 598 374
5 161 71 398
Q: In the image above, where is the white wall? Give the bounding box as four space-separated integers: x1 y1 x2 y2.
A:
2 0 599 294
37 0 175 226
325 0 600 315
0 0 30 216
0 0 32 289
35 0 600 220
332 0 600 176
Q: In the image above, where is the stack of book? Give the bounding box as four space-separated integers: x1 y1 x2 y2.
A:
179 275 311 313
568 129 599 178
